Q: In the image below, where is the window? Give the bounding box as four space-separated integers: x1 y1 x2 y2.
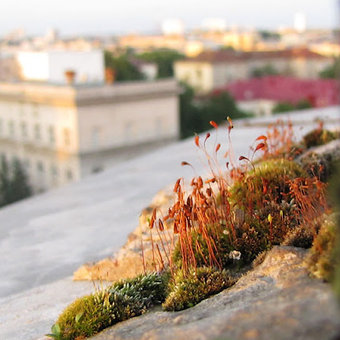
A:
49 126 55 145
124 123 132 142
37 161 44 173
92 166 103 174
21 122 27 138
91 127 101 148
32 103 39 118
8 121 14 137
65 169 73 180
19 102 24 116
50 164 58 179
155 118 162 137
63 128 70 147
34 124 41 141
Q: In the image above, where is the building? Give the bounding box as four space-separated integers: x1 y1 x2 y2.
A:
0 79 179 192
118 34 186 52
220 76 340 116
16 50 105 84
174 48 332 94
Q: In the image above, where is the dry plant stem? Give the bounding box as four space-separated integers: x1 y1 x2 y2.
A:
155 222 171 265
144 118 328 279
140 237 146 274
149 227 157 271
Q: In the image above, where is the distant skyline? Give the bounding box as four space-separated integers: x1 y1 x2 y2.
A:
0 0 338 37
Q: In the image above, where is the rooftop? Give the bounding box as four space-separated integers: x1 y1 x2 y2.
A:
179 48 329 64
221 76 340 107
0 78 179 106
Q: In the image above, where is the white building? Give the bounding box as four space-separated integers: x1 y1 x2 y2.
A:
0 79 179 192
174 48 332 94
16 50 105 84
161 19 184 36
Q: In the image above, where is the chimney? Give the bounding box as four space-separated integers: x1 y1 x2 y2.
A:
65 70 76 85
105 67 115 85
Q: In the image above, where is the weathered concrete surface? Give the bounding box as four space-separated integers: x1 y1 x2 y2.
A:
93 246 340 340
0 278 94 340
0 107 338 340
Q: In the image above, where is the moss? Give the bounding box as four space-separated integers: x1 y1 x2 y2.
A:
50 272 168 340
252 250 268 268
282 225 314 248
55 291 119 340
328 163 340 301
231 159 306 211
270 143 305 161
162 267 235 311
299 151 337 182
307 215 337 282
307 163 340 302
302 128 336 149
173 159 308 274
224 159 307 264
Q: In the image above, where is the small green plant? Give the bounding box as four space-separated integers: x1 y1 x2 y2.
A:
50 118 336 338
48 272 168 340
282 224 314 248
302 126 336 149
163 267 235 311
327 162 340 301
307 215 337 281
231 158 306 211
272 99 312 114
46 324 62 340
155 120 327 274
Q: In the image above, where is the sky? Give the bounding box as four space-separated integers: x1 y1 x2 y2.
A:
0 0 338 36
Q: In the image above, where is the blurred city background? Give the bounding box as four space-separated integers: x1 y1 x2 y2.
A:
0 0 339 204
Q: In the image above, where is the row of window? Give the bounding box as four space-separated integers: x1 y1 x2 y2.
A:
27 159 73 181
0 119 71 147
0 154 73 183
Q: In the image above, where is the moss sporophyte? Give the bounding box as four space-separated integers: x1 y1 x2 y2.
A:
49 119 338 340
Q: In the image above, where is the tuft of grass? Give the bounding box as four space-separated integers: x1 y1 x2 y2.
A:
49 272 168 340
326 162 340 301
299 152 333 182
302 127 336 149
230 158 306 211
162 267 235 311
167 157 324 281
282 224 314 248
50 118 338 338
158 125 327 275
306 215 337 282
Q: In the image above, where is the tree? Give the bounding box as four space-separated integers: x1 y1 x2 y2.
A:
179 83 203 138
138 49 185 78
11 159 32 202
179 84 250 139
0 158 32 207
272 102 295 114
272 99 312 114
104 51 144 82
296 99 312 110
251 64 279 78
258 30 281 40
198 92 249 131
0 157 11 206
319 58 340 79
